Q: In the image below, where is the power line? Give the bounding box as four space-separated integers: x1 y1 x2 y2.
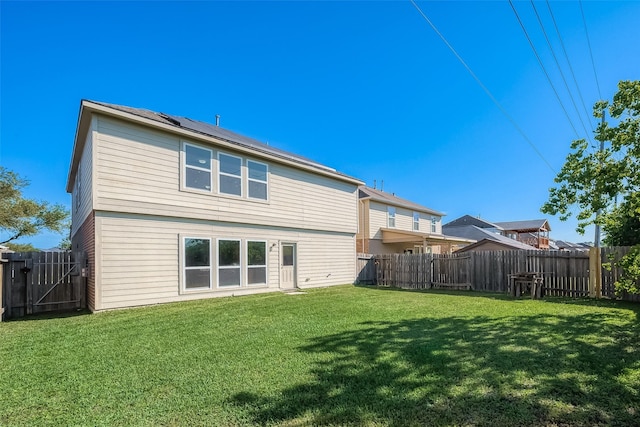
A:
530 0 594 145
408 0 556 174
579 0 602 99
545 0 597 135
508 0 582 141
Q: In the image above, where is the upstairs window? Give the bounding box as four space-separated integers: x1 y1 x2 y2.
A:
413 212 420 231
219 153 242 196
184 144 212 191
431 216 438 233
247 160 268 200
388 207 396 228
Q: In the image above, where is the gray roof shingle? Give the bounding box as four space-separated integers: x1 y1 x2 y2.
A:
494 219 551 232
358 186 445 216
443 225 536 250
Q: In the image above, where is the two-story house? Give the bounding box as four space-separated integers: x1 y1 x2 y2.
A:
356 186 473 254
67 100 362 311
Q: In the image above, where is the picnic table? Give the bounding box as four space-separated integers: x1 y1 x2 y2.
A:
509 272 544 299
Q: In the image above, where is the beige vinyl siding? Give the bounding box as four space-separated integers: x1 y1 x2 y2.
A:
95 212 356 310
71 212 96 310
369 202 388 239
394 207 414 231
71 118 95 237
369 201 442 237
94 116 357 234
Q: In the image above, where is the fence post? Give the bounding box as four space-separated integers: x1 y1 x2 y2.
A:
0 257 5 322
589 247 602 298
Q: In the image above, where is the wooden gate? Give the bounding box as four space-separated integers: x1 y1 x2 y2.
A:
1 251 86 319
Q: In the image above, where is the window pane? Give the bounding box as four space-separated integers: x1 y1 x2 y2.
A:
248 241 266 265
248 181 267 200
248 267 266 285
219 240 240 266
186 168 211 190
186 145 211 169
219 268 241 287
283 245 294 266
220 154 241 176
248 161 267 181
220 175 241 196
185 238 210 267
185 268 210 289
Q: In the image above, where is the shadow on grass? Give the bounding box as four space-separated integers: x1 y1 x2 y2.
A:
231 310 640 426
2 308 91 322
356 284 640 311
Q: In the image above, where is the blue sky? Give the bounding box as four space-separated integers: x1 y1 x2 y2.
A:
1 0 639 249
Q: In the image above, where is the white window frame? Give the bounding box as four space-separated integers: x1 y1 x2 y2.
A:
247 160 269 201
246 240 268 286
431 216 438 233
387 207 396 228
182 142 213 193
218 152 243 197
217 238 242 288
182 236 213 292
413 212 420 231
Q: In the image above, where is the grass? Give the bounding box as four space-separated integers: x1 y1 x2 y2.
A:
1 285 639 426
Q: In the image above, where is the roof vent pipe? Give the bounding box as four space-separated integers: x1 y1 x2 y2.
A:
373 179 376 189
381 180 384 192
215 114 220 126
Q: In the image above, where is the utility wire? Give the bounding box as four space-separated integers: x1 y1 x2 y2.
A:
530 1 594 145
546 0 596 136
409 0 556 174
579 0 602 99
509 0 582 141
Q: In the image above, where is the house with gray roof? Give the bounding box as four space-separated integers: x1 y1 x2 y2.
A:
357 186 474 254
67 100 363 311
443 215 550 252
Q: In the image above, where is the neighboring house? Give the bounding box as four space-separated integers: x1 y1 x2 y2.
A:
493 220 551 249
553 240 591 252
67 100 363 312
442 222 536 252
442 215 505 235
453 236 537 253
443 215 550 252
356 186 474 254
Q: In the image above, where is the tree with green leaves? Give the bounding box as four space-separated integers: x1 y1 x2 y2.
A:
0 166 69 246
542 80 640 294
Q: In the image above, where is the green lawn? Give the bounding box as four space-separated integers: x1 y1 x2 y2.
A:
1 285 639 426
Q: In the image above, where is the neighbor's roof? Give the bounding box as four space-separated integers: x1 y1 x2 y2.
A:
358 186 445 216
442 225 536 250
67 100 363 191
455 237 537 253
494 219 551 232
443 215 503 230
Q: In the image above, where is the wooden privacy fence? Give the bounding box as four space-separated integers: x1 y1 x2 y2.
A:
369 247 639 301
1 251 87 320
